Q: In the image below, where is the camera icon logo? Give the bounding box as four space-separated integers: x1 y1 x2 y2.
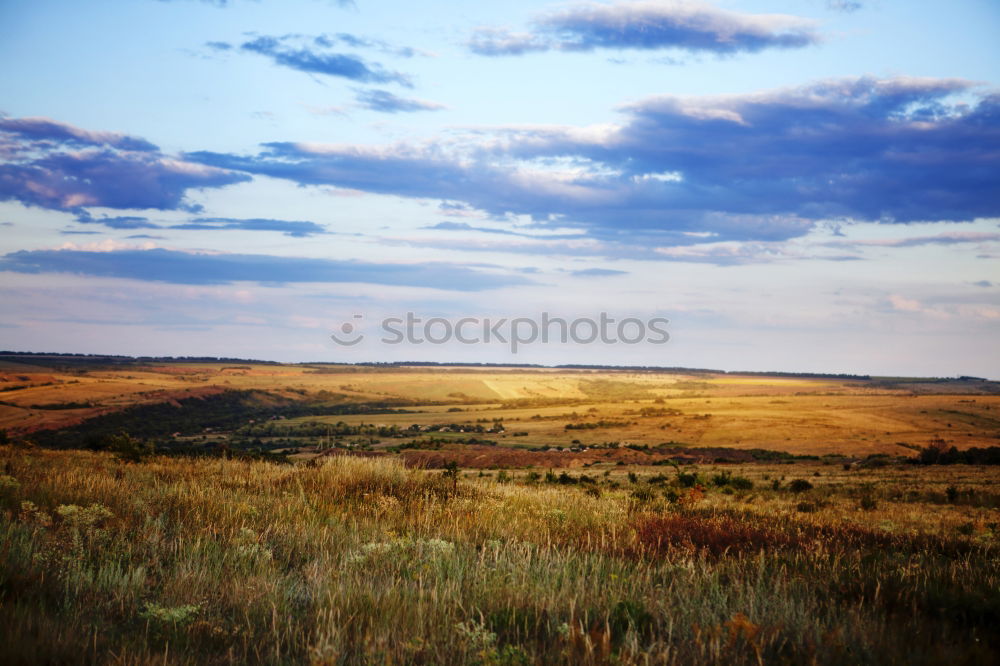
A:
330 314 365 346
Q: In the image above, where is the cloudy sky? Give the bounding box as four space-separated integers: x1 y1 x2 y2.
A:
1 0 998 376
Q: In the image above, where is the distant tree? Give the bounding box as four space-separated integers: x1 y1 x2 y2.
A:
110 432 154 464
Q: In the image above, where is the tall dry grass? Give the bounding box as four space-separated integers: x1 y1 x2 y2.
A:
1 447 997 664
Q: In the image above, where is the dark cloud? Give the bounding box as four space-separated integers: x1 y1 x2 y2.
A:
240 35 411 86
354 89 445 113
469 0 819 56
972 280 993 288
0 116 157 152
0 248 532 291
186 77 1000 244
171 217 328 237
0 116 249 211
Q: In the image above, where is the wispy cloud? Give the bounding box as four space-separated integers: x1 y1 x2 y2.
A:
76 213 162 230
569 267 628 276
424 221 582 239
653 240 861 265
74 212 329 237
469 0 819 56
354 89 446 113
235 34 412 86
826 1 863 12
825 232 1000 249
171 217 328 237
0 247 532 290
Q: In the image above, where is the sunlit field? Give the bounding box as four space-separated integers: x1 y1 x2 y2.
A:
3 358 998 457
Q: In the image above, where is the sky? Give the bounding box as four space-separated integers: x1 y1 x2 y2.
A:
0 0 998 377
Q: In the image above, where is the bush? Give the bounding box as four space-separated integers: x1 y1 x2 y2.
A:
788 479 813 493
110 432 153 464
676 471 700 488
711 471 733 487
557 472 577 485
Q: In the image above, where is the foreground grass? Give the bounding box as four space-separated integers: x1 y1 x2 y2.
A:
1 448 998 664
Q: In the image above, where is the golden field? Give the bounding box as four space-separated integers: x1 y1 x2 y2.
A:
2 357 998 457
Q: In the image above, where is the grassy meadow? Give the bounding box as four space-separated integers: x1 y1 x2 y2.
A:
1 445 998 665
1 357 999 663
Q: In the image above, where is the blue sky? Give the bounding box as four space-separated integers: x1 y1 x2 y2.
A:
1 0 998 376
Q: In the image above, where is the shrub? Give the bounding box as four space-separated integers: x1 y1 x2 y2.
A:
110 432 153 464
711 471 733 487
676 471 700 488
555 472 578 485
788 479 813 493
